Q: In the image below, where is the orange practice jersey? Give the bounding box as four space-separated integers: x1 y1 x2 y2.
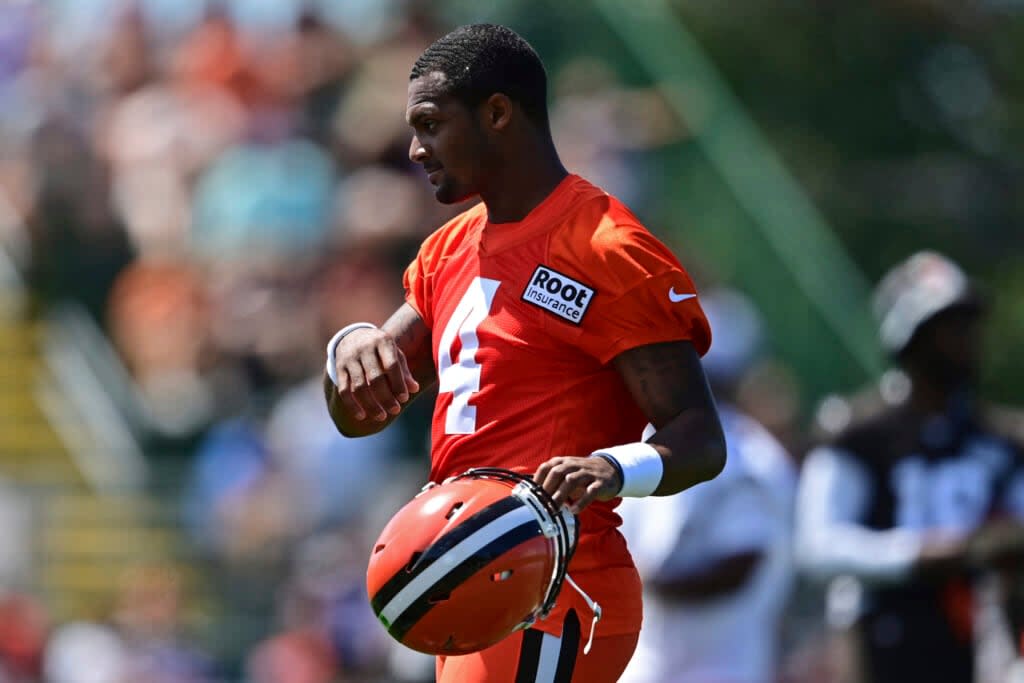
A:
403 175 710 635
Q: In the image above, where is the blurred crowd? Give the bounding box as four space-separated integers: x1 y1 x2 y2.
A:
1 0 472 680
0 1 1022 683
0 1 693 681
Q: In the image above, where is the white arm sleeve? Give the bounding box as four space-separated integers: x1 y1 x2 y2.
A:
688 479 776 555
795 446 924 584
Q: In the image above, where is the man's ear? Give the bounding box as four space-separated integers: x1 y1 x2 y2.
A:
483 93 512 131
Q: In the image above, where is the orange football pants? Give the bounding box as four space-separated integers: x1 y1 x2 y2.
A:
436 609 639 683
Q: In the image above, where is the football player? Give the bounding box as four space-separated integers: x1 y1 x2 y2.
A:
324 24 726 683
796 251 1024 683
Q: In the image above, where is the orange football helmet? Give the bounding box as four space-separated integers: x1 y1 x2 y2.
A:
366 468 578 655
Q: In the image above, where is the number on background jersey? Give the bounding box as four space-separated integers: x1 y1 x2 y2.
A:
437 277 500 434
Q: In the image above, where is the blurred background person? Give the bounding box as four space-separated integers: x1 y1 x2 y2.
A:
0 590 48 683
43 563 215 683
796 251 1024 683
111 564 216 683
0 1 1022 681
620 287 798 683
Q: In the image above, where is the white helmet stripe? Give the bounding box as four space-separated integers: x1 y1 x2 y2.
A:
379 505 539 625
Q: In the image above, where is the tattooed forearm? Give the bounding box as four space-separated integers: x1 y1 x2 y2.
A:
388 305 427 349
613 340 726 493
383 303 436 389
614 341 711 427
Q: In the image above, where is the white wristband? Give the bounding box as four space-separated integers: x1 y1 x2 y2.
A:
325 322 377 386
589 443 663 498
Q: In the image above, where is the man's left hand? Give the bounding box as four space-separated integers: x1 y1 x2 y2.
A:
533 456 622 513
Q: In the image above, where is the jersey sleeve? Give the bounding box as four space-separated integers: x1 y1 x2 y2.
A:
403 211 474 329
403 206 484 329
403 245 435 329
551 220 711 364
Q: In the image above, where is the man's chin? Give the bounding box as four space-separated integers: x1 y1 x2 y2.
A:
434 184 475 205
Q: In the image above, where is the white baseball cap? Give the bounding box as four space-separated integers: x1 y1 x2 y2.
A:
873 251 983 354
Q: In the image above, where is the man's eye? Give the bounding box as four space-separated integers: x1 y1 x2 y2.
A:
423 120 438 133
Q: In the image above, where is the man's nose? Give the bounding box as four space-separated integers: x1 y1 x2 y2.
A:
409 135 428 163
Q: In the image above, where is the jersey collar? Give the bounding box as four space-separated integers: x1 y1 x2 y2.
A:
479 174 588 255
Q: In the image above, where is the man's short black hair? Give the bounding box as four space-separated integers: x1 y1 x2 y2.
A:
410 24 550 130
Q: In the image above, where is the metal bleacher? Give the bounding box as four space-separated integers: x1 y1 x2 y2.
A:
0 244 200 624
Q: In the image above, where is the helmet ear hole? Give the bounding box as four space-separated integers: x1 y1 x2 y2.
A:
445 502 464 520
373 544 386 554
405 551 423 573
428 591 451 605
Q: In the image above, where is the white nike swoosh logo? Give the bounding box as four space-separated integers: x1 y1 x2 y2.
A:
668 287 696 303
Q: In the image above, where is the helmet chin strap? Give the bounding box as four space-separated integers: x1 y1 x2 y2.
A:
564 574 602 655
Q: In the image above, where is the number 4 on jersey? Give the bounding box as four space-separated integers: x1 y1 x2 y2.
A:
437 277 500 434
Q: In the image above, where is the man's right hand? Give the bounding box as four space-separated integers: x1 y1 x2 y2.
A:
331 327 421 423
965 519 1024 570
324 304 434 438
913 534 969 580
